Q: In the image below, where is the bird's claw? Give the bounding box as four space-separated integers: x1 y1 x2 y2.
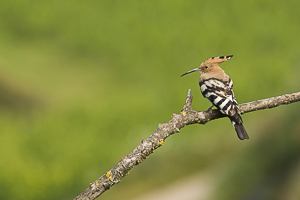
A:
206 105 214 113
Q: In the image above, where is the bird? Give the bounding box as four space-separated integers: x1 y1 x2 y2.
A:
181 55 249 140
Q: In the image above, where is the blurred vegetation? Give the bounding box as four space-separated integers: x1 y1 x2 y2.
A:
0 0 300 200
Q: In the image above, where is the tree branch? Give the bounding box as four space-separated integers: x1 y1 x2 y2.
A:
74 90 300 200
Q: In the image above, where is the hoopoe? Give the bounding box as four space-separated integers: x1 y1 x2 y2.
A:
181 55 249 140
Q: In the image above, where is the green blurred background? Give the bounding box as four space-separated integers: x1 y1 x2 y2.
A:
0 1 300 200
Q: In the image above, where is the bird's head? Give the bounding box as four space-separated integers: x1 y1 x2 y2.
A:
180 55 233 77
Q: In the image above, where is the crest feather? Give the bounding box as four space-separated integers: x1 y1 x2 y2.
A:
204 55 233 64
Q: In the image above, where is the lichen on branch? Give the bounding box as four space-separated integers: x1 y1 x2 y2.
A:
74 90 300 200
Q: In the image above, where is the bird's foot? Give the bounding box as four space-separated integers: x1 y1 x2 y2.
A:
205 105 214 113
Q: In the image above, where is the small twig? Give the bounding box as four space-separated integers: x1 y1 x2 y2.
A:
74 90 300 200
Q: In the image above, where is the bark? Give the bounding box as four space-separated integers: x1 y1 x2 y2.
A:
74 90 300 200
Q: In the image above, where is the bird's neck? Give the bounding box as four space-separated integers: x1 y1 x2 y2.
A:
200 67 230 82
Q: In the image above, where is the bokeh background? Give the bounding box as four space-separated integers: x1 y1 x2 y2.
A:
1 1 300 200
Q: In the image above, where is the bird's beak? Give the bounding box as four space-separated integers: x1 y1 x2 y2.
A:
180 68 200 77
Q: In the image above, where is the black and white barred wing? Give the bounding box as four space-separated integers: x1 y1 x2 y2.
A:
199 77 249 140
199 78 238 116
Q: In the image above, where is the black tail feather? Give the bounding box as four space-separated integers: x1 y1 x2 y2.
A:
229 113 249 140
234 123 249 140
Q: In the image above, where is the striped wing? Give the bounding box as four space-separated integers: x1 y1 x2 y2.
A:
199 78 238 116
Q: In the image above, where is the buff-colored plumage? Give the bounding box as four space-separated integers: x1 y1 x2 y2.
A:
199 56 231 82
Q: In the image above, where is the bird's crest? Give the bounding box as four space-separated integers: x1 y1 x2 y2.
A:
199 55 233 74
202 55 233 65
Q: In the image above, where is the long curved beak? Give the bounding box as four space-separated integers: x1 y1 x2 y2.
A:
180 68 200 77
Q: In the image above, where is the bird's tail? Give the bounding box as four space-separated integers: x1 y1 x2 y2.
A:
230 114 249 140
233 123 249 140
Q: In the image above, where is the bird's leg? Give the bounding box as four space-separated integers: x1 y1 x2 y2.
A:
206 104 214 112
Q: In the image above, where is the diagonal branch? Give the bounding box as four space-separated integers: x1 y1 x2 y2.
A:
74 90 300 200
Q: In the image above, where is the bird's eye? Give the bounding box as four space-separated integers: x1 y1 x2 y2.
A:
205 66 209 69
